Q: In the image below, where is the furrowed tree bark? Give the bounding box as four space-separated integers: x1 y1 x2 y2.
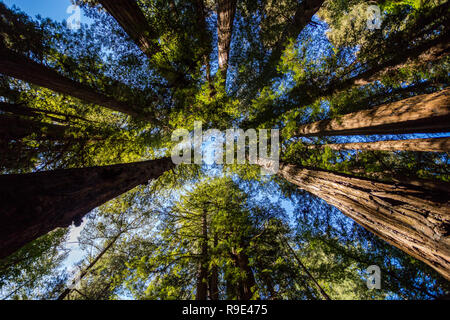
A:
349 169 450 194
275 162 450 280
0 48 157 123
0 157 175 259
196 208 208 300
311 137 450 153
296 88 450 137
217 0 237 82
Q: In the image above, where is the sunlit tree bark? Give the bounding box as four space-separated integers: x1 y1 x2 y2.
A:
275 162 450 280
311 137 450 153
296 89 450 137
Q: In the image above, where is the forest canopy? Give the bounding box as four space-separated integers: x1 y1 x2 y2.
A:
0 0 449 300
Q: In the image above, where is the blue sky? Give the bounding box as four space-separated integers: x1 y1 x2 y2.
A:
2 0 88 23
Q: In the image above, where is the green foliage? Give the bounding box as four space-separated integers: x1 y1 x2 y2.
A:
1 0 448 301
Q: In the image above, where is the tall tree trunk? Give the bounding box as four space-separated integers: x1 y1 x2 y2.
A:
217 0 237 82
311 137 450 152
0 48 156 123
328 2 450 90
260 0 325 83
340 33 450 89
98 0 160 57
208 233 219 300
98 0 187 87
196 208 208 300
275 162 450 280
0 113 69 141
296 88 450 137
0 157 174 259
391 175 450 195
349 169 450 194
0 102 94 124
57 232 122 300
231 249 256 300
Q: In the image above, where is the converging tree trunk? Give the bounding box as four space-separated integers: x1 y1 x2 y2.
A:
208 233 219 300
311 137 450 153
98 0 189 86
57 231 123 300
275 162 450 280
98 0 160 57
231 250 256 300
0 157 175 259
196 208 209 300
0 49 157 123
296 88 450 137
0 113 69 141
261 0 325 83
217 0 237 82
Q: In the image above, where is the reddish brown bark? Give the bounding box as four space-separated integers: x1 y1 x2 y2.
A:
196 208 208 300
98 0 160 57
217 0 237 81
276 162 450 280
0 49 156 122
312 137 450 153
0 157 174 259
296 89 450 137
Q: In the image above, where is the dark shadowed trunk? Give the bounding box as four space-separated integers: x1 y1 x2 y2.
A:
0 49 156 122
311 137 450 153
231 249 256 300
275 162 450 280
0 113 69 141
208 233 219 300
98 0 160 57
338 34 450 89
196 208 209 300
296 89 450 137
98 0 188 87
0 157 174 259
260 0 325 83
217 0 237 82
